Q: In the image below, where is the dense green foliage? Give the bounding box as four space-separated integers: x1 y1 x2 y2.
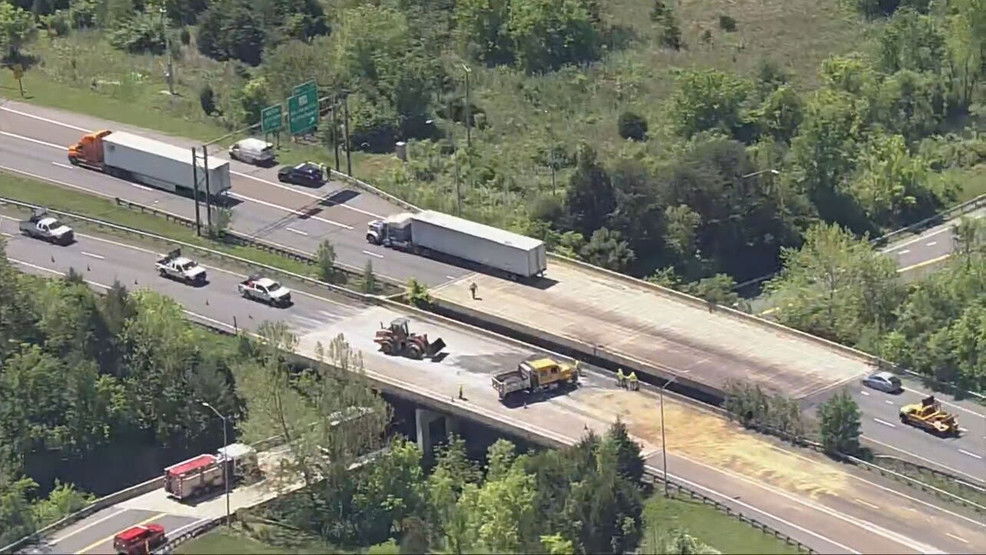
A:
768 217 986 391
261 422 645 554
818 391 863 456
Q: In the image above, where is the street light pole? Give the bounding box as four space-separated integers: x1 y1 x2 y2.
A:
659 376 677 497
201 402 230 527
159 7 174 96
462 64 472 150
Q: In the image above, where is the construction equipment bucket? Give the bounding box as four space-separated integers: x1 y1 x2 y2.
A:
426 338 446 357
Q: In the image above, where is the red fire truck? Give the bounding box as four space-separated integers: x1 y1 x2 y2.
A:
113 524 166 555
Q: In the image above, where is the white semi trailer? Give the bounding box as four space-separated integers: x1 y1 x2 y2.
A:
68 130 231 196
366 210 547 278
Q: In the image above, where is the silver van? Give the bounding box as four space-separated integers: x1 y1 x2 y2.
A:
229 138 275 166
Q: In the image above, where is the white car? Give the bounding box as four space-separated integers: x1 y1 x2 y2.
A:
862 371 903 393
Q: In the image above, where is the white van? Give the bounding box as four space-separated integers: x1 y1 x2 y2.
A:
229 138 275 166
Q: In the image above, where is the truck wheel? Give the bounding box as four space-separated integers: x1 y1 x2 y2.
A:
898 413 907 423
366 234 379 245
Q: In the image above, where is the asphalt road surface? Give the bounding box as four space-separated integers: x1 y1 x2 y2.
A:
6 226 986 554
0 99 469 286
882 207 985 274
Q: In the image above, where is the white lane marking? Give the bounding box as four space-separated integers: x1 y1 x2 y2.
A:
860 390 871 396
81 251 105 260
926 241 937 246
286 227 308 236
958 449 983 460
885 400 894 405
854 498 880 510
52 161 75 170
896 249 910 255
883 225 954 251
946 533 968 544
873 417 896 428
362 250 383 259
647 466 860 554
0 105 91 132
863 435 986 485
185 310 238 331
446 275 457 280
0 130 65 150
230 170 383 218
48 507 126 545
227 192 353 230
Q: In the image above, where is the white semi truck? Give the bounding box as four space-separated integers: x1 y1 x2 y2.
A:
366 210 547 278
68 130 231 196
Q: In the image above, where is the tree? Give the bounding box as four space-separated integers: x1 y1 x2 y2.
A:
663 204 701 258
32 480 94 526
606 419 644 482
458 443 537 553
566 143 615 236
455 0 512 64
875 8 947 75
354 438 427 544
541 533 576 554
580 228 636 272
506 0 600 73
953 217 985 264
199 84 216 116
658 528 720 554
428 437 481 554
669 69 752 139
0 475 37 545
682 274 746 311
756 85 804 143
818 390 862 456
872 70 943 143
316 239 336 282
765 223 901 344
617 111 648 141
406 278 431 307
0 2 37 60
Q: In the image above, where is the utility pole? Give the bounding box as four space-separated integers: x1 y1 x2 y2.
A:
454 152 461 216
660 376 676 497
159 7 174 96
202 147 213 232
190 147 202 236
343 94 352 176
462 65 472 150
201 402 231 527
331 104 340 172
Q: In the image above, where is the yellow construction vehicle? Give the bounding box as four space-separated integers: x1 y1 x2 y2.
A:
899 396 959 437
492 357 578 401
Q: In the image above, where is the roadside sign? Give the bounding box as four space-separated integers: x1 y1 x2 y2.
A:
293 80 316 98
261 104 282 134
288 86 319 135
11 64 23 80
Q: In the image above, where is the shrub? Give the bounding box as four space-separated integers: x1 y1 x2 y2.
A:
617 111 648 141
718 14 737 32
179 27 191 45
199 85 216 116
108 10 166 54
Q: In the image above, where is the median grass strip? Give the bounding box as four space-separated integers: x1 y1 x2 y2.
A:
0 170 385 293
642 492 801 554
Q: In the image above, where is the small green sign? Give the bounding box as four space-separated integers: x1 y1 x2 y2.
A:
293 80 316 98
288 87 319 135
261 104 282 134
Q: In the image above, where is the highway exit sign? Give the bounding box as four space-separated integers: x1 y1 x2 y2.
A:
261 104 282 134
287 80 319 135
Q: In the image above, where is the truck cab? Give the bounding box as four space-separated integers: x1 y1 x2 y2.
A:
238 275 292 306
156 249 207 284
367 213 413 247
19 209 74 245
492 357 578 400
113 524 166 555
229 138 275 166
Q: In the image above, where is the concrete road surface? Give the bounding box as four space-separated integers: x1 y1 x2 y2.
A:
6 226 986 554
0 99 469 286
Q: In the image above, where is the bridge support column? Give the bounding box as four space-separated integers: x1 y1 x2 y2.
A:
415 408 441 460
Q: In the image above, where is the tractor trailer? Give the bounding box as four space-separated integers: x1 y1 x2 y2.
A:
68 130 231 196
366 210 547 278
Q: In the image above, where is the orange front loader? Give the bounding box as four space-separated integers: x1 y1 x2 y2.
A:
67 130 112 169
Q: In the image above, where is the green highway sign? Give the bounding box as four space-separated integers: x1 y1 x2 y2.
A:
293 80 316 98
288 86 319 135
261 104 282 134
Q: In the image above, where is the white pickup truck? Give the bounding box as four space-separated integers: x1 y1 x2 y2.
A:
19 209 74 245
238 275 291 306
156 249 207 285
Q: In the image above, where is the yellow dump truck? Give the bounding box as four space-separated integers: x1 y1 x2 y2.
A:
492 357 578 401
899 396 959 437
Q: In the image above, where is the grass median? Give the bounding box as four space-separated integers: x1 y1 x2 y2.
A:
0 170 388 294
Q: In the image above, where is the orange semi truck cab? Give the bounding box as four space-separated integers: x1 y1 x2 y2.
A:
67 130 112 169
113 524 166 555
